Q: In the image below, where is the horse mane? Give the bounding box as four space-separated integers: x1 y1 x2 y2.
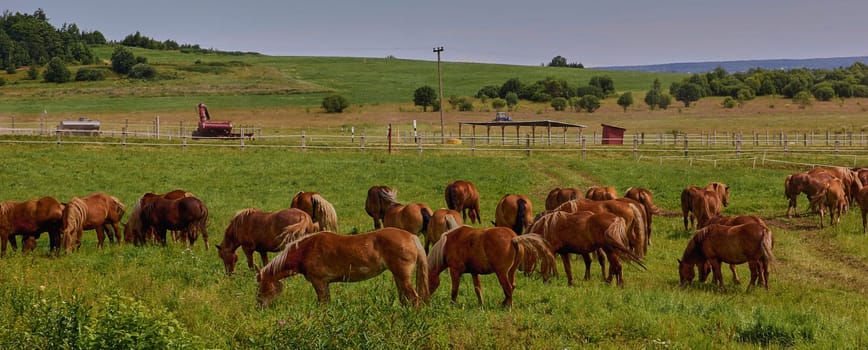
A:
310 194 339 232
428 223 467 272
378 187 398 206
126 195 147 237
226 208 260 241
109 195 127 221
684 226 711 260
444 213 459 230
277 214 316 247
528 210 564 240
265 231 320 276
0 201 15 229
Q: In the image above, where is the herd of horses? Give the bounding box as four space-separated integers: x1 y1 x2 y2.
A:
3 165 867 307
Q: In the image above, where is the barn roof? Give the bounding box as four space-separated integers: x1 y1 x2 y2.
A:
457 120 587 128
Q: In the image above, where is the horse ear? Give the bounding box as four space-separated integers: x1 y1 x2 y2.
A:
215 244 221 250
676 258 682 264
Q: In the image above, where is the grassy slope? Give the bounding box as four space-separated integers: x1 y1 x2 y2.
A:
0 144 866 349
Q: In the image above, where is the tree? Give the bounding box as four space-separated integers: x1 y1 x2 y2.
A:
551 97 567 111
577 95 601 113
812 83 836 101
616 92 633 112
673 83 704 107
499 78 523 98
792 91 813 109
589 75 615 96
413 85 437 111
505 92 518 111
43 56 71 83
476 85 499 99
322 95 349 113
111 46 136 74
644 79 663 110
548 55 567 67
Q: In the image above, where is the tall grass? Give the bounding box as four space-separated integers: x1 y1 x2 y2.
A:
0 144 866 349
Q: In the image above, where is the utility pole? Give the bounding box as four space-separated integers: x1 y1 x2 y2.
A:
434 46 445 143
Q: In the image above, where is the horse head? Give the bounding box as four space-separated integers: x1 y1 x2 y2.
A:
216 244 238 275
677 258 696 287
255 270 284 308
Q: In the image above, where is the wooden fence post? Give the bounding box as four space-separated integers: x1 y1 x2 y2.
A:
683 136 688 157
581 137 586 159
301 130 306 151
633 136 638 160
361 132 366 152
525 135 531 157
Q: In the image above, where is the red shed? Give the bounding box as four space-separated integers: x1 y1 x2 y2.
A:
601 124 626 144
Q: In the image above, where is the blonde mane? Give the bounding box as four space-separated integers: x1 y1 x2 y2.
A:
0 201 17 230
62 197 87 239
310 194 339 232
264 231 321 276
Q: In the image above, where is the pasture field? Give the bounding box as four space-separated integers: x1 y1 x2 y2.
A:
0 143 866 349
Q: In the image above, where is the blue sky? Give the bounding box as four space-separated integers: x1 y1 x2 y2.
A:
5 1 868 67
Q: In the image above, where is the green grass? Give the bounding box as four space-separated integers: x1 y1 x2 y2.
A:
0 46 684 114
1 143 866 349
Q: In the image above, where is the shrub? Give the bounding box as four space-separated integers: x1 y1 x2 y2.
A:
476 85 499 99
851 84 868 98
505 92 518 110
27 65 40 80
5 66 15 74
457 97 474 111
128 63 157 79
111 46 136 74
491 98 506 110
793 91 813 108
75 67 106 81
811 83 836 101
43 57 72 83
551 97 567 111
322 95 350 113
577 94 601 113
85 296 197 349
0 77 5 86
722 96 737 109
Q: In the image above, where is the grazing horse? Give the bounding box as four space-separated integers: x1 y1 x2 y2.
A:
679 223 775 290
703 214 769 284
585 186 619 201
545 187 582 211
216 208 316 275
124 190 192 244
554 198 647 258
384 202 433 237
129 196 209 248
858 187 868 234
290 191 338 233
494 194 534 235
425 208 462 252
681 182 729 230
528 210 645 286
819 178 847 228
785 171 835 218
61 193 126 252
444 180 481 224
256 228 429 307
624 187 660 245
428 225 555 307
0 196 65 255
365 185 396 229
856 168 868 189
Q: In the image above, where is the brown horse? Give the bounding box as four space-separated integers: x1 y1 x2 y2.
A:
217 208 316 275
124 190 192 244
544 187 583 210
0 196 65 255
427 225 555 307
858 187 868 234
127 196 209 248
681 182 729 230
819 177 847 228
585 186 618 201
365 185 396 229
785 171 835 218
494 194 534 235
256 228 429 307
425 208 462 252
445 180 481 224
528 210 645 286
61 192 126 252
384 202 433 237
678 223 775 290
290 191 338 232
812 167 863 206
554 198 648 258
703 214 769 284
624 187 660 246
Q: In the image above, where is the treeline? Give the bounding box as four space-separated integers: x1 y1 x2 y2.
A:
0 9 102 70
669 64 868 107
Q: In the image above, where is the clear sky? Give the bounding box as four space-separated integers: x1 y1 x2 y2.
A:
5 1 868 67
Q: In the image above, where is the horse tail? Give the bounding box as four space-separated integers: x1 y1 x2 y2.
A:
761 227 776 269
311 194 338 232
513 198 527 235
628 203 647 258
108 196 126 222
420 207 431 234
603 217 647 270
278 214 314 247
62 197 87 251
411 235 430 303
444 213 459 231
446 184 457 210
127 196 146 244
190 198 210 248
511 233 557 281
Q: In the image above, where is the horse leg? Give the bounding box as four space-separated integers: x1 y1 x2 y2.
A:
730 264 741 285
391 267 417 306
449 268 462 304
605 251 624 287
242 246 256 270
1 235 8 255
471 274 484 305
310 279 331 304
258 250 269 269
862 210 867 234
95 225 105 249
562 253 575 285
493 271 514 307
709 259 724 288
746 261 759 291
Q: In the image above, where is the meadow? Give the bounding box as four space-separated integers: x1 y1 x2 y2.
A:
0 142 866 349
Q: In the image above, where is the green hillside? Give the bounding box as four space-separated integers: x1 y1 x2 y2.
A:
0 46 684 114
